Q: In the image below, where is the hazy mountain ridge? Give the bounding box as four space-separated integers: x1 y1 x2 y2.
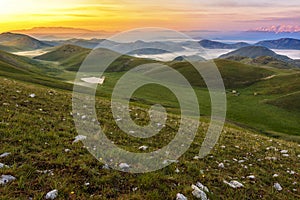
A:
199 39 250 49
255 38 300 50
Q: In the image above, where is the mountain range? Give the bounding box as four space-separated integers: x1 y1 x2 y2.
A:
218 46 299 68
199 38 300 50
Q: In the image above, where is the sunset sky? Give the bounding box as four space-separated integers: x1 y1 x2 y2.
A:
0 0 300 32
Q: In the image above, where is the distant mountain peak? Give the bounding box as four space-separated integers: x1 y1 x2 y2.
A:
249 25 300 33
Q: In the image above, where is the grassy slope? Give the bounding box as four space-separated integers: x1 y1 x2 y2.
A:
0 50 72 91
0 77 299 199
93 60 300 141
1 49 299 140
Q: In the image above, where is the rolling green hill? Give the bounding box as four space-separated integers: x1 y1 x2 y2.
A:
167 59 274 88
219 46 293 63
33 44 90 62
0 32 52 51
34 44 157 72
0 50 71 90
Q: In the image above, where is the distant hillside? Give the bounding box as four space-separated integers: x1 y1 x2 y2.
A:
166 59 274 88
0 32 52 51
0 50 70 89
44 38 115 49
199 39 250 49
173 55 206 62
219 46 294 63
34 44 90 62
34 44 156 72
222 55 297 69
255 38 300 50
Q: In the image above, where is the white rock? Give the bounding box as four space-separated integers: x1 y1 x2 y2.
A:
191 184 209 200
102 164 110 170
64 149 70 153
162 159 178 164
132 187 138 192
220 145 226 149
218 163 225 168
247 175 255 180
287 170 295 175
119 163 130 170
29 93 36 98
138 145 148 151
0 163 9 168
0 152 11 158
273 174 279 177
193 156 200 160
280 150 288 154
196 182 209 193
176 193 187 200
45 189 58 199
282 154 289 157
175 168 180 173
73 135 87 143
223 180 244 188
274 183 282 191
0 175 16 185
84 182 90 186
265 157 277 161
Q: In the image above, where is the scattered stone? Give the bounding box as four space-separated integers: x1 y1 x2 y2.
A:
196 182 209 193
36 169 54 176
265 156 277 161
218 163 225 168
119 163 130 170
29 93 36 98
280 150 288 154
138 145 148 151
175 168 180 173
176 193 187 200
0 175 16 185
0 152 11 158
73 135 87 143
132 187 138 192
0 163 9 168
45 189 58 199
247 175 255 180
193 156 200 160
64 149 70 153
287 170 295 175
102 164 110 170
274 183 282 191
191 184 209 200
162 159 178 164
282 154 289 157
223 180 244 188
220 145 226 149
84 182 90 186
273 174 279 177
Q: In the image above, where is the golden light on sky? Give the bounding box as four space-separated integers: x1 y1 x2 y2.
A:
0 0 300 32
